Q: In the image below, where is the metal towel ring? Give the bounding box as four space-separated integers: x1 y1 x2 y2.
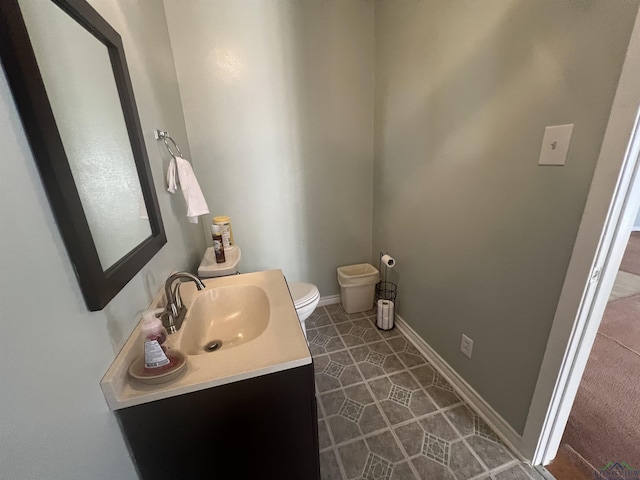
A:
154 129 183 158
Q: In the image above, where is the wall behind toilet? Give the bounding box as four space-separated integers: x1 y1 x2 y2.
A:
164 0 374 295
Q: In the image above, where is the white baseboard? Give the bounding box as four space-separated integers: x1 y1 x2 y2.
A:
318 294 341 307
394 314 524 458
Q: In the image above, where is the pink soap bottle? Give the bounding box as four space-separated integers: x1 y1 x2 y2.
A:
140 308 169 369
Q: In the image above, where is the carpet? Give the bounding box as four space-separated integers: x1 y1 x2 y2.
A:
620 232 640 276
598 294 640 354
560 293 640 470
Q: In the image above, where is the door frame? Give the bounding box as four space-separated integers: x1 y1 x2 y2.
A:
520 9 640 465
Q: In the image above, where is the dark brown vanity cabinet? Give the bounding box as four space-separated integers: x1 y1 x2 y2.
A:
116 363 320 480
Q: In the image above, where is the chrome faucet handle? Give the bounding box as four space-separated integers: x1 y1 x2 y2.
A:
172 282 183 310
158 311 172 330
163 272 205 333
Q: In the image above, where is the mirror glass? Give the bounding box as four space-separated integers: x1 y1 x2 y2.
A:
19 0 151 270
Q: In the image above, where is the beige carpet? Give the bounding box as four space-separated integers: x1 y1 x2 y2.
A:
560 293 640 469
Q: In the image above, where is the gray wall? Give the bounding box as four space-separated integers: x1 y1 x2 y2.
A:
373 0 639 433
0 1 204 478
164 0 374 295
635 205 640 229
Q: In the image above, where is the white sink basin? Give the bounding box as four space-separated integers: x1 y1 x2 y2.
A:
178 284 270 355
101 270 311 411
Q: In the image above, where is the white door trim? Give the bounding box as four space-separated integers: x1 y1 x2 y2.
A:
521 9 640 464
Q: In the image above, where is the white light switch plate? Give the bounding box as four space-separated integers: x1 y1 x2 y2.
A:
538 124 574 166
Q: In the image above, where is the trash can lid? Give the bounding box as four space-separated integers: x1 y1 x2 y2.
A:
337 263 379 287
337 263 379 276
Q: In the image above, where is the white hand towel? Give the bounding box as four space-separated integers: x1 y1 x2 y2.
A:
166 156 209 223
166 157 177 193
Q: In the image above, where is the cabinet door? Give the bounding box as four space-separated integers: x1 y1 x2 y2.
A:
117 364 320 480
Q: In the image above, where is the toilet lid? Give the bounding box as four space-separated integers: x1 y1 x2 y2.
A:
289 282 320 308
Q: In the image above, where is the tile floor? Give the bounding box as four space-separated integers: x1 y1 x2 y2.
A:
307 304 543 480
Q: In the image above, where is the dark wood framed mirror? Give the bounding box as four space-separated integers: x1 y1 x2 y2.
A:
0 0 166 310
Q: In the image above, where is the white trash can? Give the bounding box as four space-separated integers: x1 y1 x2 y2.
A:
337 264 380 313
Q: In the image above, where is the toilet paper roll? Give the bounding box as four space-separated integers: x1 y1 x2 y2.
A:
377 299 395 330
381 254 396 268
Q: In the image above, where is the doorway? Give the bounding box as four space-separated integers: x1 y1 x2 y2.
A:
546 230 640 479
521 100 640 472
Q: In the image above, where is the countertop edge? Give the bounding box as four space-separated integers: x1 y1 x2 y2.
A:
106 355 312 410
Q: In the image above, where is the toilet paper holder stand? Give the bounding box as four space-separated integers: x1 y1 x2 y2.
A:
376 252 398 302
377 252 397 290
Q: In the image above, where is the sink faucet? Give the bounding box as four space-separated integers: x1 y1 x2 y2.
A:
163 272 205 333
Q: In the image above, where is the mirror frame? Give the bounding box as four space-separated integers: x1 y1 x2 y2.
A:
0 0 166 311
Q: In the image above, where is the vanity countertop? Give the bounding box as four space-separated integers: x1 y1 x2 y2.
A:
100 269 311 410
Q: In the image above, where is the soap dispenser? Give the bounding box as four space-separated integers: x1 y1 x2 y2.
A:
128 309 187 384
141 308 169 369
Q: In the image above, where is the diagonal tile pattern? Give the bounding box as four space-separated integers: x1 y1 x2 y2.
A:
325 360 346 379
474 415 502 444
308 324 347 356
366 350 386 367
312 304 544 480
368 372 437 425
315 350 364 393
389 384 412 407
339 398 365 423
434 371 455 392
350 341 405 380
422 432 450 465
321 383 387 444
363 452 393 480
313 333 332 348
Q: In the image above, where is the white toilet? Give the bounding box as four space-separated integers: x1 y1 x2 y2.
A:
288 281 320 341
